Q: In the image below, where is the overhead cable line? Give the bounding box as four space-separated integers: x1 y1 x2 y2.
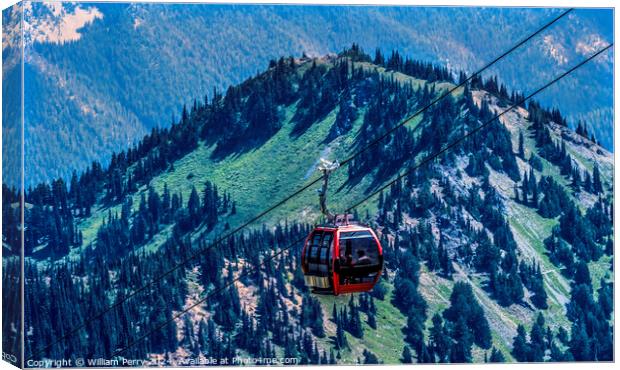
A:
110 42 614 358
28 8 574 360
345 43 613 214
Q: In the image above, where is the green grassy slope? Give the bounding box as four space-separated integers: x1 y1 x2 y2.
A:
54 59 612 364
314 287 408 364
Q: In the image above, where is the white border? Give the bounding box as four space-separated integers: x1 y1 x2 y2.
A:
0 1 616 370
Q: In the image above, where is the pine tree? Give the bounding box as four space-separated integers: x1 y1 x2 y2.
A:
489 347 505 362
188 185 201 225
335 312 348 350
514 184 520 202
443 282 491 349
529 313 546 362
429 313 450 362
367 312 377 329
521 171 530 204
362 349 379 364
530 169 539 207
569 322 591 361
449 316 473 363
404 309 425 350
373 48 385 65
592 164 603 194
347 298 364 338
438 233 453 276
401 346 413 363
512 324 530 362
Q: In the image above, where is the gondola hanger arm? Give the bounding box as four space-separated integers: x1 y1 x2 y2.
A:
317 158 339 222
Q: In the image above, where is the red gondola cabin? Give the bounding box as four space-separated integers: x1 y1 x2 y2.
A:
301 216 383 295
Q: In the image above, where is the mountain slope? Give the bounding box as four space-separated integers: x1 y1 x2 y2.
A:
2 3 613 186
6 48 613 364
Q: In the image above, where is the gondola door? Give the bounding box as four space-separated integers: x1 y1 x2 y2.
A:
333 228 383 295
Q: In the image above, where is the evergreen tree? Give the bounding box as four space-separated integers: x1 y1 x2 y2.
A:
334 311 348 350
528 313 546 362
592 164 603 194
443 282 491 349
489 347 505 362
347 297 364 338
518 130 525 158
367 312 377 329
363 349 379 364
512 324 530 362
428 313 450 362
401 346 413 363
449 316 473 363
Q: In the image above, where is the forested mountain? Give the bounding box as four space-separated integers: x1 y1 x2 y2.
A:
3 46 613 364
1 2 613 186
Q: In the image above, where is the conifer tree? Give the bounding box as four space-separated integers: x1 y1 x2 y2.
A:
443 282 491 349
512 324 530 361
401 346 413 363
592 164 603 194
449 316 473 363
489 347 505 362
367 312 377 329
428 313 450 362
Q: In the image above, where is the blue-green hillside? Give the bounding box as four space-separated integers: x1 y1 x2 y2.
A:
4 47 613 365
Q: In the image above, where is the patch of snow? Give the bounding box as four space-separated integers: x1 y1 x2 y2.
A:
575 34 612 63
24 2 103 45
542 35 568 65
